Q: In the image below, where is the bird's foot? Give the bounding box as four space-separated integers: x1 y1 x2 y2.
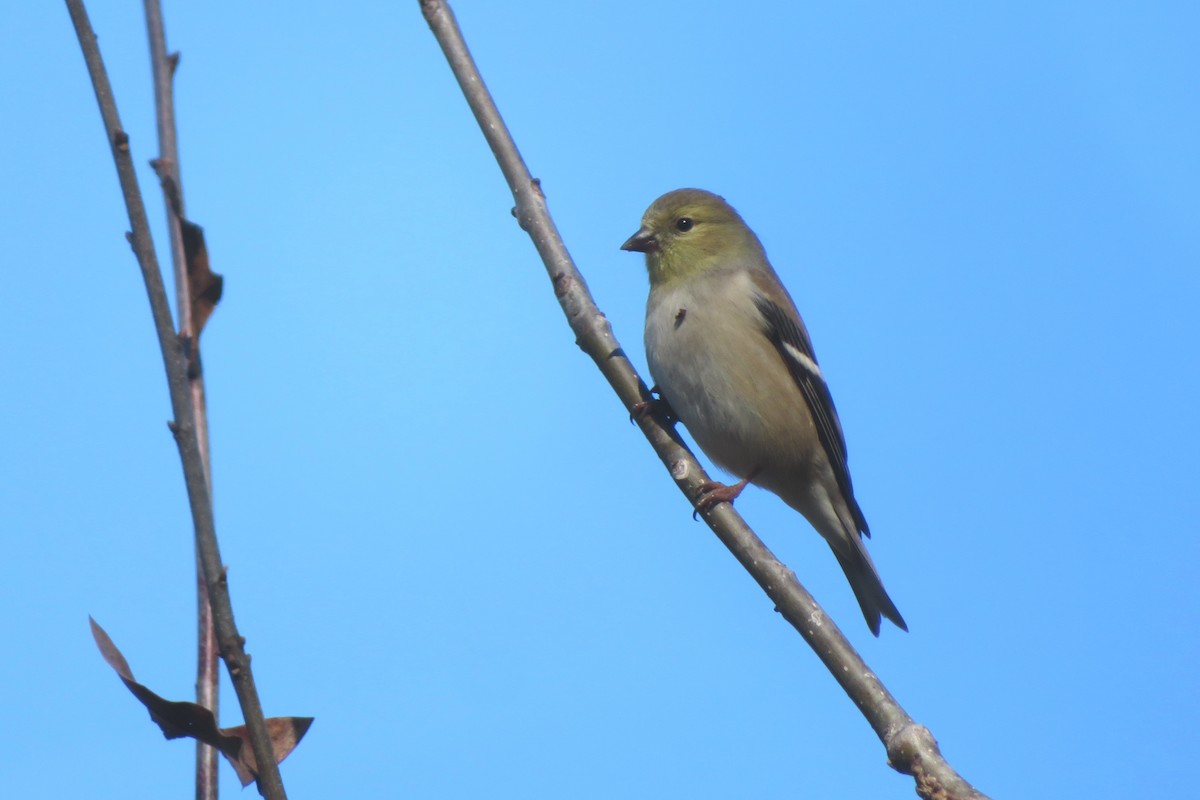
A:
692 476 753 520
630 386 676 426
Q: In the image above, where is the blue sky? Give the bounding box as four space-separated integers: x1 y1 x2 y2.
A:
3 2 1197 797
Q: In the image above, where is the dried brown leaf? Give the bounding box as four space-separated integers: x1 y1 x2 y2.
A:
221 716 316 786
89 618 312 786
90 615 134 679
158 174 223 340
180 218 223 337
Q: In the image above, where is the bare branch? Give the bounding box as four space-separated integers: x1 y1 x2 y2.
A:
141 3 220 797
418 2 987 798
143 0 188 327
65 2 287 797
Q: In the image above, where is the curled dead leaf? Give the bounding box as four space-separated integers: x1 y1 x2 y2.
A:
89 617 312 787
180 218 222 338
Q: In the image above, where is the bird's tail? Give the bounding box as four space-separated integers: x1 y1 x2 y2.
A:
832 538 907 636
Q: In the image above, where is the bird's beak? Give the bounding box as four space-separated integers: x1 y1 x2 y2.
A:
621 226 658 253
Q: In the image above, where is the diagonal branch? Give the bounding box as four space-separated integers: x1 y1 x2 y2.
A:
65 2 286 798
418 2 987 798
141 2 221 798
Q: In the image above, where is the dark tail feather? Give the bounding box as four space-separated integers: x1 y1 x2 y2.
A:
832 541 907 636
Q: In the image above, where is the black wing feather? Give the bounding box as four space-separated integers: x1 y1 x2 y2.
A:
753 294 871 537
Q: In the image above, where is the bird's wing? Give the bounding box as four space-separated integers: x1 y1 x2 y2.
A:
750 276 870 536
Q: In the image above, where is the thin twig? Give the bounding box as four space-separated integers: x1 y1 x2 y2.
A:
65 2 286 798
143 0 188 328
418 2 987 798
141 2 220 798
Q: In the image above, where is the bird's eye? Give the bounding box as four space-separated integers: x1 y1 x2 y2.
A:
675 217 694 232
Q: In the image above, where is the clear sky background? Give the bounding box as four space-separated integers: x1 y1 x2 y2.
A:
3 2 1197 798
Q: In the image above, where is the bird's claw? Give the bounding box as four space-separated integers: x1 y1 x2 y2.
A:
691 473 758 520
691 479 747 520
630 387 677 426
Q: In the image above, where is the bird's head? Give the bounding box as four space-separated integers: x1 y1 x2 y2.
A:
621 189 765 287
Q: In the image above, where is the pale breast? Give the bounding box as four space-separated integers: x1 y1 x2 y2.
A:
644 270 818 479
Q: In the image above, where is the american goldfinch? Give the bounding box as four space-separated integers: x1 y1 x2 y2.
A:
622 188 906 635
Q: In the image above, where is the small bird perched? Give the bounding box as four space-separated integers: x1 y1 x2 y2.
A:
622 189 906 635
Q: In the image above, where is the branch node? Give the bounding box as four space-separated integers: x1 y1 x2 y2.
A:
148 156 175 182
513 206 531 232
113 128 129 152
884 721 987 799
167 51 180 74
552 272 572 297
669 459 691 481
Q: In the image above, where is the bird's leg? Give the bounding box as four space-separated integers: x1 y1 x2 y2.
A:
693 468 760 519
630 385 677 425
